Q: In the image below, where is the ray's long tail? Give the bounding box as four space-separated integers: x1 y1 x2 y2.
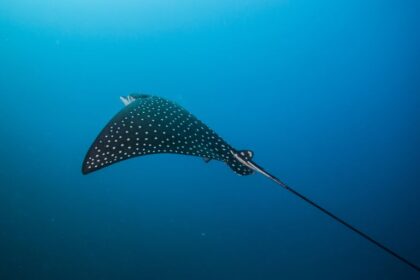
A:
248 160 420 272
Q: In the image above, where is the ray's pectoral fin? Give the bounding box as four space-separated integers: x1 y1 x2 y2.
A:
227 150 255 176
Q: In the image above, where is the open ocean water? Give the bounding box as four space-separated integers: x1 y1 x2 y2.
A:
0 1 419 279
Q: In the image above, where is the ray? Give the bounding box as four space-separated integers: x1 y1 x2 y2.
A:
82 94 419 272
82 94 253 176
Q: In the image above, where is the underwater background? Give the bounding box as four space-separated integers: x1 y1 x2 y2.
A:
0 0 419 279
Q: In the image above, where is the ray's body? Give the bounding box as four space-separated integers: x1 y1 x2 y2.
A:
82 94 419 272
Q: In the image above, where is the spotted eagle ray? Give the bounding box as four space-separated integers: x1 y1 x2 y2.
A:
82 94 419 272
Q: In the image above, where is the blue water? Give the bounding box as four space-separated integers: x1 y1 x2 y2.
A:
1 1 419 279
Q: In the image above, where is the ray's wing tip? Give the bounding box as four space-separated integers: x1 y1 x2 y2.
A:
81 164 91 175
81 155 95 175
